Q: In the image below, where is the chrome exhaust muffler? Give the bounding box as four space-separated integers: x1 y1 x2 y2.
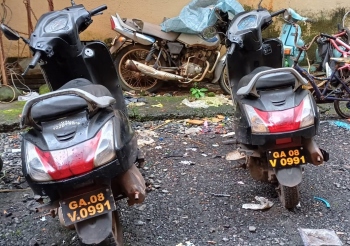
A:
125 59 184 80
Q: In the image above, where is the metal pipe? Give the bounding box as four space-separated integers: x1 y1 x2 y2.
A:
208 51 221 74
125 59 185 80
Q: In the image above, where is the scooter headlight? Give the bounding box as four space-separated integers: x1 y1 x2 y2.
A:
283 9 291 21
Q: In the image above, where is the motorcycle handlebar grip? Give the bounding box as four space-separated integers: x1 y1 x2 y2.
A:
320 33 336 40
271 9 286 17
89 5 107 16
29 51 41 68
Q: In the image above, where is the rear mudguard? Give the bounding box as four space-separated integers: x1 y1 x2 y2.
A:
211 54 226 83
109 35 127 55
275 166 302 187
75 212 113 244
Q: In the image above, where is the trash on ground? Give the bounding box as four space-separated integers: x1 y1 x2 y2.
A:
237 181 244 185
221 132 235 137
155 146 162 149
314 196 331 208
211 193 230 197
151 103 163 108
151 119 172 130
180 160 195 165
176 242 196 246
127 101 146 107
328 120 350 130
136 130 158 147
182 95 233 108
185 127 202 135
11 149 21 153
298 228 343 246
242 196 274 210
186 119 204 125
226 150 246 160
18 92 40 101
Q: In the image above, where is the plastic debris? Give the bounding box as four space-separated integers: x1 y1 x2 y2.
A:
185 127 202 135
182 95 233 108
242 196 274 210
176 242 196 246
328 120 350 130
180 160 195 165
127 102 146 107
136 130 158 147
155 146 162 149
211 193 230 197
221 132 235 137
226 150 245 161
314 196 331 208
237 181 244 185
151 103 163 108
18 92 40 101
298 228 343 246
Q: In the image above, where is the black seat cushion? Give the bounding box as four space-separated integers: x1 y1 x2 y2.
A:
31 78 112 122
238 66 296 91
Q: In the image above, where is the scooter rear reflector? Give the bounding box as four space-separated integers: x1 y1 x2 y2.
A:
276 138 292 145
35 131 101 180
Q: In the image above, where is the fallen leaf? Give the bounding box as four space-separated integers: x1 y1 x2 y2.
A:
216 115 225 119
186 119 204 125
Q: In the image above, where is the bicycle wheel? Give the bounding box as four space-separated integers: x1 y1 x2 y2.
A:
334 78 350 118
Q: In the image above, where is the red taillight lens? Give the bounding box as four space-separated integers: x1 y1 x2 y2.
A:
35 131 101 180
254 100 304 133
110 16 116 30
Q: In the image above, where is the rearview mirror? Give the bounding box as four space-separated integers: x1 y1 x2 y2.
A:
201 26 218 41
0 24 20 41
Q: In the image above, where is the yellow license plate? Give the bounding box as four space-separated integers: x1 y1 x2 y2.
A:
60 187 116 226
267 147 307 168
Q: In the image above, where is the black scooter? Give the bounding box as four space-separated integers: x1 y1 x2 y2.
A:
1 1 145 245
208 4 329 208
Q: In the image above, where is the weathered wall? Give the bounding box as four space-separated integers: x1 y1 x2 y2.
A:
2 0 350 57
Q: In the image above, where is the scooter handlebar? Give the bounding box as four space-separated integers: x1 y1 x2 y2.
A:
271 9 286 18
22 51 41 76
89 5 107 16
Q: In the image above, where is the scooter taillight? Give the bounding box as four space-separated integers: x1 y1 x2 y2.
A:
35 131 101 180
254 101 303 133
244 95 315 133
25 119 116 182
110 16 116 30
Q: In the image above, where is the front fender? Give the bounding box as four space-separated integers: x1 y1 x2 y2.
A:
75 212 113 244
211 54 226 83
275 166 303 187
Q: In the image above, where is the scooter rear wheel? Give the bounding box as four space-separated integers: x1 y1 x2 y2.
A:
278 184 300 209
113 44 165 93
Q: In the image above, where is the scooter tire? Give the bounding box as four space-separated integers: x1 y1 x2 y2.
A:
218 64 231 95
113 44 165 93
278 184 300 209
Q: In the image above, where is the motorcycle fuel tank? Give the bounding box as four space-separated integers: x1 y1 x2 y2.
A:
177 33 220 48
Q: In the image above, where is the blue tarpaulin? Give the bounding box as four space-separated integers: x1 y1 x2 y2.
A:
160 0 244 34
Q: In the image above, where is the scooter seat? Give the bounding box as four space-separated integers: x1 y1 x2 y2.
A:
238 66 296 91
124 18 180 41
31 78 112 122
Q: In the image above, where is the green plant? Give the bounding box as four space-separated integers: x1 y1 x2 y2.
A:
190 84 208 99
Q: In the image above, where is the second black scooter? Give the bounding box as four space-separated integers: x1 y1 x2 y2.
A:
205 4 329 208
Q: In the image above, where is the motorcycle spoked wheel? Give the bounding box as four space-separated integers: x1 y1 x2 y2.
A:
277 184 300 209
218 64 231 95
114 44 165 93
